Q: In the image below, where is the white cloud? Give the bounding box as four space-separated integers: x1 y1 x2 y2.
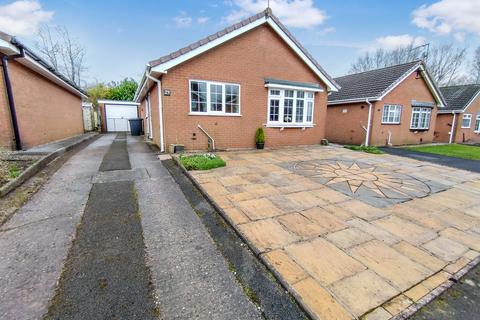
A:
224 0 327 29
197 16 210 24
374 34 426 50
317 27 335 36
173 12 193 28
0 0 54 36
412 0 480 39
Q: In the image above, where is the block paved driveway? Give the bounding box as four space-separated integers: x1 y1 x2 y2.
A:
190 145 480 320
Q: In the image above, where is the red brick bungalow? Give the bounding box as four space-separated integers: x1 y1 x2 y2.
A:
326 61 447 146
435 84 480 144
0 32 87 150
134 9 339 152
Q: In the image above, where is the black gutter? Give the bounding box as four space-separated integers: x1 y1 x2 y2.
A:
1 47 25 150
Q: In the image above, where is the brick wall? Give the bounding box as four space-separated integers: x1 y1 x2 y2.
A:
0 60 83 149
143 24 330 151
454 96 480 143
370 71 438 146
434 113 453 143
325 103 368 145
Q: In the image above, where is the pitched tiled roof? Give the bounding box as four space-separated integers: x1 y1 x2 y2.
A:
440 84 480 112
328 61 422 103
148 9 339 90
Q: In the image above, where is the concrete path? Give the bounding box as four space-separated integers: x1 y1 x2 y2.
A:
0 133 260 320
381 147 480 173
128 136 262 320
0 134 114 320
26 132 98 154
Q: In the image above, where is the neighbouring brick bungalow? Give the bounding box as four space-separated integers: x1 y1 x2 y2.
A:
435 84 480 144
0 32 86 150
326 61 447 146
134 9 339 152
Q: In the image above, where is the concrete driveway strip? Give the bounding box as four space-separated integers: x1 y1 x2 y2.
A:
0 134 115 320
128 136 262 320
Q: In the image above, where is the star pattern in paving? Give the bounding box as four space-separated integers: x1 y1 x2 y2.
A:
290 159 432 205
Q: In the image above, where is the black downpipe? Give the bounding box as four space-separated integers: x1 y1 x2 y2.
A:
1 48 25 150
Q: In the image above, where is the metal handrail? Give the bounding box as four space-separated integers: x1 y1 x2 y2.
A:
197 124 215 151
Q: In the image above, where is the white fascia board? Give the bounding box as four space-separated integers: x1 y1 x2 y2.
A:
265 83 324 92
98 99 140 106
327 97 379 105
151 17 266 74
151 16 338 92
0 38 20 55
438 109 463 114
377 63 445 108
265 19 338 92
419 66 446 107
462 89 480 113
377 64 420 102
21 55 87 98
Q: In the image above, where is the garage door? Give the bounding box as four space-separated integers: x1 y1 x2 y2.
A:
105 104 138 132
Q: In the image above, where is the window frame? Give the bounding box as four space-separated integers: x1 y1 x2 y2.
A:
461 113 472 128
188 79 241 116
381 104 402 124
266 88 315 127
474 114 480 133
410 107 432 130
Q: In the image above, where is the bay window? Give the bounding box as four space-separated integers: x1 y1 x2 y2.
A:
410 107 431 130
267 89 314 126
461 114 472 128
475 114 480 132
189 80 240 115
382 105 402 124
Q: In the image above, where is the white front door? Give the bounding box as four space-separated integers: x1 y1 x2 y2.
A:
105 104 138 132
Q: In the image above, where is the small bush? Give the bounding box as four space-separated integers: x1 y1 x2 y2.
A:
344 145 384 154
255 127 265 143
179 153 226 170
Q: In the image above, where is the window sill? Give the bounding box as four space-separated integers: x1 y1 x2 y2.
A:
410 128 430 132
188 112 242 117
461 127 471 129
381 122 401 125
265 123 315 129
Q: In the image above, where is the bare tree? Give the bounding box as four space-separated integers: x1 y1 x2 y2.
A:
472 46 480 84
35 25 87 87
427 44 467 86
349 43 467 86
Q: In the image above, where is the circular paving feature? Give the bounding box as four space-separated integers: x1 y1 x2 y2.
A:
292 159 432 204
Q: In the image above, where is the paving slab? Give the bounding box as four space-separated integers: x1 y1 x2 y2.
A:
186 145 480 319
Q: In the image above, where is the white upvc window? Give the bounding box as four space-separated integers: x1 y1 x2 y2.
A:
267 89 314 126
410 107 431 130
474 114 480 133
189 80 240 115
461 113 472 128
382 104 402 124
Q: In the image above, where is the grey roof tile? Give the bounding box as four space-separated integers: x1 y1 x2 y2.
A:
440 84 480 111
328 61 421 103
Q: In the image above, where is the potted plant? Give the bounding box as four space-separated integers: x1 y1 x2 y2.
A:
255 127 265 149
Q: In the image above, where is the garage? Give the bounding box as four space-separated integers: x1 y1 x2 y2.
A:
98 100 140 132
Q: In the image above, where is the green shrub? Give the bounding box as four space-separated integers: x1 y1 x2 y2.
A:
344 145 384 154
9 163 21 179
179 153 226 170
255 127 265 143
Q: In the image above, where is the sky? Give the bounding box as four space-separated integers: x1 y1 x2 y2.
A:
0 0 479 86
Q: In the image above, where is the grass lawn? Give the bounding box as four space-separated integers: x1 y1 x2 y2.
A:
405 144 480 160
179 153 226 170
344 145 385 154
